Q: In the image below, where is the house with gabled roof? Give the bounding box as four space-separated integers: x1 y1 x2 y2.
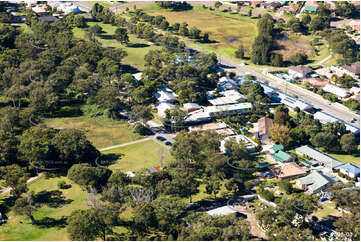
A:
337 163 360 178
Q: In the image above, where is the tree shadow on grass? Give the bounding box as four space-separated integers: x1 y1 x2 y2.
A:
126 43 150 48
98 153 123 167
0 196 17 219
35 216 68 228
99 34 115 40
34 190 73 208
121 64 140 74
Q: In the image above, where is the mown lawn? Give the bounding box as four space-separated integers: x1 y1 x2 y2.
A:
44 115 143 149
73 21 162 69
0 176 88 241
312 201 342 219
101 140 171 171
325 152 360 167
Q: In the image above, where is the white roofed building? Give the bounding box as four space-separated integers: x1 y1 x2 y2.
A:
183 103 201 112
154 86 178 103
313 111 360 135
217 76 239 92
155 102 175 118
323 84 350 99
208 89 246 106
220 135 257 153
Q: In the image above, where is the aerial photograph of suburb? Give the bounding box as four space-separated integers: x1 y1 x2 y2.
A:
0 0 359 241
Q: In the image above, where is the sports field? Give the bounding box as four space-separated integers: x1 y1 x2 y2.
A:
101 140 171 171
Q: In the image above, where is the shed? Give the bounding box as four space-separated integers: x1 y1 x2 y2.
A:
272 144 284 153
271 151 293 163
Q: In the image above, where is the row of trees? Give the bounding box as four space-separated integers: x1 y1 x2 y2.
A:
267 105 358 155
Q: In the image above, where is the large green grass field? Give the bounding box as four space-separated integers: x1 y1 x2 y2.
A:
44 115 143 149
101 140 171 171
136 4 258 60
0 176 88 241
73 21 162 69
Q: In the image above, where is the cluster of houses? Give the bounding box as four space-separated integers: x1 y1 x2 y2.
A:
268 63 360 118
253 113 360 195
7 1 87 24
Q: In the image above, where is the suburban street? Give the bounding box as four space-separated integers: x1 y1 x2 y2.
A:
218 57 360 126
72 1 359 127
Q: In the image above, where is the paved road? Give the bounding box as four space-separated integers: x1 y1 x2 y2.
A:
99 121 175 152
1 172 44 194
99 137 154 152
218 57 360 126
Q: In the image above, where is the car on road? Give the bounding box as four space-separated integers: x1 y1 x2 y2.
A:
165 141 172 146
156 136 166 141
349 117 357 123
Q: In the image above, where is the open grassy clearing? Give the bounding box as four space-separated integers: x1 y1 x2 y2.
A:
73 21 162 69
325 152 360 167
85 1 120 7
44 115 143 149
0 176 88 241
101 140 171 171
312 201 341 219
138 4 258 60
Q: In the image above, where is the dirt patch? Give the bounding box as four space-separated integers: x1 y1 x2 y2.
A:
274 36 314 60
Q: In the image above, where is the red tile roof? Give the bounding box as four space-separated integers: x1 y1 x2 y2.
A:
258 117 273 136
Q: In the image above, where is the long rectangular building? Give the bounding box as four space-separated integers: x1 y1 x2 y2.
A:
295 145 344 169
313 111 360 135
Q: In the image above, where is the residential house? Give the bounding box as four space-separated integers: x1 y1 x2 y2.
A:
220 134 257 153
31 4 48 15
183 103 201 113
296 170 334 194
288 65 313 79
188 122 234 136
257 117 273 140
322 84 351 99
37 15 58 23
271 150 294 163
304 1 318 12
270 162 307 180
337 163 360 178
154 86 178 103
349 20 360 32
279 5 299 14
303 78 328 88
208 89 246 106
217 76 239 92
295 145 344 169
331 63 360 80
350 87 360 95
250 1 262 7
155 101 175 118
313 111 360 135
340 63 360 80
263 2 281 10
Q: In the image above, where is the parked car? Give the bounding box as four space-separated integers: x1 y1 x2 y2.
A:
156 136 166 141
165 141 172 146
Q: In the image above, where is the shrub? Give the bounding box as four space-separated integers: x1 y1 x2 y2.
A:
58 180 71 189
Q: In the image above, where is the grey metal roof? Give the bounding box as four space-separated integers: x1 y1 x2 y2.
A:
295 145 344 169
296 170 331 193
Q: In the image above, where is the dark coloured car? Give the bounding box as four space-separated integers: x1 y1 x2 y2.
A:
156 136 166 141
165 141 172 146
